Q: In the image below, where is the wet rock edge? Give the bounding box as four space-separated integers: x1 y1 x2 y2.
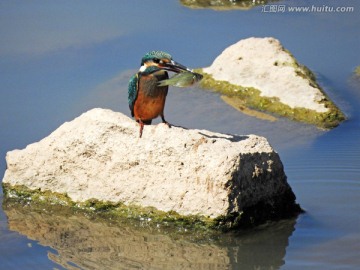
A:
2 182 303 232
196 69 345 129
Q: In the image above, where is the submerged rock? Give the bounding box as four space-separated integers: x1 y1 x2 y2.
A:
198 37 345 128
180 0 275 10
2 108 302 230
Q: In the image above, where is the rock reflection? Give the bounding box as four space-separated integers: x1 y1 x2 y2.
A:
3 200 296 270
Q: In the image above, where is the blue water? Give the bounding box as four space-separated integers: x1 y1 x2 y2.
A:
1 0 360 269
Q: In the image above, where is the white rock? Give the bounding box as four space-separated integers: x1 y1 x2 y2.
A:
203 37 328 112
3 108 299 219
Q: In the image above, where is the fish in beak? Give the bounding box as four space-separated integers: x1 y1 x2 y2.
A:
158 71 203 87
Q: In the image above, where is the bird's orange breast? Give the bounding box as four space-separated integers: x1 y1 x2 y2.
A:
133 90 167 121
133 71 168 122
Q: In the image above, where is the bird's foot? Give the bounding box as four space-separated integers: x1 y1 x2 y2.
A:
163 121 171 128
161 115 171 128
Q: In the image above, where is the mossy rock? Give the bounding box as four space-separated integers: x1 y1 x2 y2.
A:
195 69 345 129
179 0 275 10
196 37 346 128
2 183 302 232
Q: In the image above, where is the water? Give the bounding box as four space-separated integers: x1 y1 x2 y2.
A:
1 0 360 269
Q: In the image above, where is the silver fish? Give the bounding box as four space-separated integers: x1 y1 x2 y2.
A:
158 71 203 87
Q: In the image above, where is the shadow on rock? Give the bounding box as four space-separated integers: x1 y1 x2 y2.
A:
198 132 248 142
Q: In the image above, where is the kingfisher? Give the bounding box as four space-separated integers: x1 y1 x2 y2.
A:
128 51 190 138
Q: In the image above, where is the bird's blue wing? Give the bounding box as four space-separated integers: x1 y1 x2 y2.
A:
128 73 139 117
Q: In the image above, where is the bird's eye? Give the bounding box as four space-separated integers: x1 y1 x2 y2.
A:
153 58 160 63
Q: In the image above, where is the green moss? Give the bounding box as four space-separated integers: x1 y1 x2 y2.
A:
2 183 215 231
2 183 74 207
354 66 360 77
2 183 303 232
77 199 214 231
282 49 319 88
195 69 345 129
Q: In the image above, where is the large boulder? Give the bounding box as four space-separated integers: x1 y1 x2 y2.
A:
2 108 301 229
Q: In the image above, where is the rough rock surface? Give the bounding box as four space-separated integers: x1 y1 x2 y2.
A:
203 37 328 112
3 108 300 221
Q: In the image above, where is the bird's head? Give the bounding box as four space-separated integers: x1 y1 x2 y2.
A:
139 51 191 73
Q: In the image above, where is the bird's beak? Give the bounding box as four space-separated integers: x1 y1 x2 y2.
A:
162 60 192 73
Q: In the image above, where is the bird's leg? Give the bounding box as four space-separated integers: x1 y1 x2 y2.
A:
161 114 171 128
138 119 144 138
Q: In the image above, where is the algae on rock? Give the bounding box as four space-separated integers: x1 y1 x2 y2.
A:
2 181 301 232
198 70 345 128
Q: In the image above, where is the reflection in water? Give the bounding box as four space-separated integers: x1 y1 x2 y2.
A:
3 199 297 270
221 95 278 122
